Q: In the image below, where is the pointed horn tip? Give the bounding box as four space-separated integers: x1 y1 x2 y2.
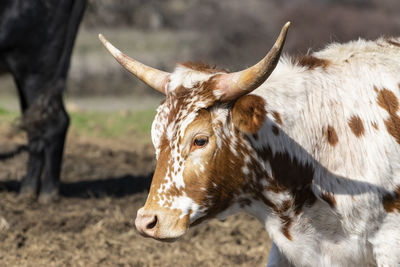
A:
98 33 107 45
272 21 291 49
280 21 291 36
97 34 123 59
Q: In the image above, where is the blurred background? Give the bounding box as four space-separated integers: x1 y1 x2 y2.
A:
0 0 399 266
2 0 400 110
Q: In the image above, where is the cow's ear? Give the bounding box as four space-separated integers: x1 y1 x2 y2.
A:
232 94 267 134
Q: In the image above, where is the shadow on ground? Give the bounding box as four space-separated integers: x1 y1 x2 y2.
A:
0 145 27 160
0 174 152 198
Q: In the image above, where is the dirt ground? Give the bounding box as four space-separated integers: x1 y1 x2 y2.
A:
0 125 271 267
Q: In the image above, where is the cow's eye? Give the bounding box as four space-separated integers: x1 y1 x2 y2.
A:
193 136 208 148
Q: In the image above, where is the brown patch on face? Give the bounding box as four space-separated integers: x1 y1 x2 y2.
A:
325 125 339 146
257 147 316 214
297 55 330 70
232 94 267 134
188 137 250 224
382 186 400 213
181 109 257 225
165 86 191 125
348 115 365 137
371 122 379 130
376 88 400 144
179 61 228 74
144 135 172 209
166 182 184 199
272 125 280 136
320 192 337 209
272 111 282 125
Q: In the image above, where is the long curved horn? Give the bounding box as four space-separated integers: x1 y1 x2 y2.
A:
98 34 169 94
215 22 290 101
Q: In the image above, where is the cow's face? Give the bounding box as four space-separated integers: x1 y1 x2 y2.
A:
135 65 240 240
134 65 270 240
99 22 289 241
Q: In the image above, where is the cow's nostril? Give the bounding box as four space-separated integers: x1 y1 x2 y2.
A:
146 215 158 229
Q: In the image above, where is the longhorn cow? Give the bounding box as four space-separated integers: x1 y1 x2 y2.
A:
100 23 400 266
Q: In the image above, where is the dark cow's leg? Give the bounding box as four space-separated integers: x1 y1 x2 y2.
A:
20 140 44 199
15 76 69 202
15 78 45 200
39 96 70 203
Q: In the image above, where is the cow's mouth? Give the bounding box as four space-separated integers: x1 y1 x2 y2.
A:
147 235 180 243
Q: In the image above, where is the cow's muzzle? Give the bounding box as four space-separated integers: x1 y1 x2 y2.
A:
135 207 189 241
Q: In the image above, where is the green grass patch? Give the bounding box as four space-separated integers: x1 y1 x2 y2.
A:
0 107 19 123
0 106 156 144
69 108 156 142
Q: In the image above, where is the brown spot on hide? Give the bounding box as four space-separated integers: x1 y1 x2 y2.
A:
297 55 330 70
372 122 379 130
232 94 267 134
325 125 339 146
257 147 316 214
272 111 282 125
377 88 399 113
320 192 337 208
348 116 365 137
272 125 280 136
383 186 400 213
280 200 292 212
280 215 293 240
376 88 400 144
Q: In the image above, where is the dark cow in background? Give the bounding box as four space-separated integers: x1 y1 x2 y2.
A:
0 0 86 202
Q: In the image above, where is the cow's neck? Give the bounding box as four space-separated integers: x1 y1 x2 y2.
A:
257 59 313 144
236 60 323 254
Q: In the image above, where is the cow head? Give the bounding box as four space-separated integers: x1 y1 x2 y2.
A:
99 22 290 241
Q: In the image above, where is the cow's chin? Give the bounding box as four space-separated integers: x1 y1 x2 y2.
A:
138 230 185 243
137 225 188 242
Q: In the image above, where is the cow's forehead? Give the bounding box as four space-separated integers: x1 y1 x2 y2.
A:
167 64 218 93
151 64 227 153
